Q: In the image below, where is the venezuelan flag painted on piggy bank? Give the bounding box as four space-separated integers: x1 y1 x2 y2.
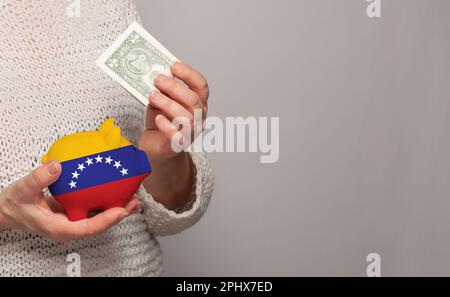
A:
42 119 151 221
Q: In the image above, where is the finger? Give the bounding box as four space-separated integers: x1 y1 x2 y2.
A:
134 204 142 214
124 197 140 214
150 91 193 123
50 208 128 241
131 195 142 214
145 104 163 130
154 74 201 110
155 114 186 147
139 130 176 155
172 62 209 101
18 161 61 198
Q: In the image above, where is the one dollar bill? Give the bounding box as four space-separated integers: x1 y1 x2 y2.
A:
96 22 179 105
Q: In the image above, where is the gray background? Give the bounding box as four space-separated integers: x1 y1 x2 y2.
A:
135 0 450 276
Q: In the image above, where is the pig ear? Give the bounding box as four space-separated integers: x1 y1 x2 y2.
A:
99 118 115 135
104 126 122 148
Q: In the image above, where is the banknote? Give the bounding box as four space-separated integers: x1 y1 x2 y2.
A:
96 22 179 105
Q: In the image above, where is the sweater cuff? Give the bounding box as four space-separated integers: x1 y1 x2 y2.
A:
137 152 213 236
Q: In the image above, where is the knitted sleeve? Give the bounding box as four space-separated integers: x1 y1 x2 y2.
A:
136 152 213 236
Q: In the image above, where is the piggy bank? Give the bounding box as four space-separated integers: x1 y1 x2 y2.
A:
42 119 151 221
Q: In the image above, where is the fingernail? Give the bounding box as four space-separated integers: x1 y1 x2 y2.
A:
157 74 170 83
46 160 59 175
155 114 163 123
173 62 183 73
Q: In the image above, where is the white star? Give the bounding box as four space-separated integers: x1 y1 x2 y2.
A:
120 168 128 176
77 163 85 171
95 155 103 163
114 161 122 169
69 180 77 189
86 157 93 166
105 156 113 164
72 171 80 179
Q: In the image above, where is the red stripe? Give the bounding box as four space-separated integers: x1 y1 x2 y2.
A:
55 173 149 221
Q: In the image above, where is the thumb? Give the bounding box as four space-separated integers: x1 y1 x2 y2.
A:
18 160 62 197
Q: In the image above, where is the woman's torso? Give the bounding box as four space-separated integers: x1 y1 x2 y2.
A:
0 0 163 276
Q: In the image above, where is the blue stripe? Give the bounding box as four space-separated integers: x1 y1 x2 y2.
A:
49 145 151 196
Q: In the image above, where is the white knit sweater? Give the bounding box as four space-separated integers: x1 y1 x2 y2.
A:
0 0 213 276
